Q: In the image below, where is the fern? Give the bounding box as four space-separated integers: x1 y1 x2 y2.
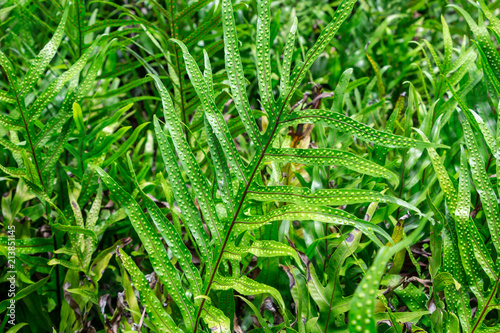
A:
0 7 106 194
90 0 446 331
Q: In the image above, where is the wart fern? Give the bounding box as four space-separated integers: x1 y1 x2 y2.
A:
94 0 443 331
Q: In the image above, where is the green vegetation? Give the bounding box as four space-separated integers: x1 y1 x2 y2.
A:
1 0 500 332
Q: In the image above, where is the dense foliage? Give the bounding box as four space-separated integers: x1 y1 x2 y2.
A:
1 0 500 332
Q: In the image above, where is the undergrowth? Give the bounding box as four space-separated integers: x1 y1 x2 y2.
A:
1 0 500 332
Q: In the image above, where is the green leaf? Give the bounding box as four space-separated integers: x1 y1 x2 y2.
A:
348 219 427 332
0 90 15 104
441 15 452 74
153 117 213 271
454 148 486 310
129 157 203 298
459 113 500 255
0 113 23 130
5 323 29 333
102 122 149 167
264 148 400 186
27 38 99 122
235 204 391 247
280 109 445 149
117 248 183 332
276 0 358 114
224 240 302 267
199 304 231 333
19 7 69 97
50 223 97 243
433 272 461 293
82 19 141 34
248 185 421 215
150 75 224 250
171 39 247 185
0 237 54 255
331 68 353 114
212 275 286 315
255 0 275 117
0 274 51 313
221 0 263 148
279 17 298 101
94 166 195 329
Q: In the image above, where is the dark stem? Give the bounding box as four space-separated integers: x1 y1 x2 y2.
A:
471 270 500 333
13 89 46 191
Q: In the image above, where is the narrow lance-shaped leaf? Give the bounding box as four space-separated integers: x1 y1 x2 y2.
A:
221 0 263 148
117 248 183 333
276 0 358 116
255 0 275 117
102 122 149 167
86 183 102 230
171 39 247 185
365 51 385 98
200 304 231 333
204 117 235 218
153 117 213 271
469 109 499 162
203 49 213 95
450 4 500 81
448 49 476 87
34 40 111 148
27 38 100 122
478 0 500 37
441 15 452 74
279 17 298 101
0 114 23 130
223 240 302 267
93 166 195 329
247 185 422 216
20 7 69 97
348 220 427 333
235 204 391 247
331 68 353 114
264 147 400 187
0 274 51 313
0 237 54 255
128 156 203 298
67 189 96 269
418 133 472 332
0 50 18 89
415 129 457 210
454 148 486 310
212 275 286 315
280 109 446 149
82 19 141 34
422 39 442 73
150 75 224 250
0 90 15 104
475 41 500 97
459 112 500 255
